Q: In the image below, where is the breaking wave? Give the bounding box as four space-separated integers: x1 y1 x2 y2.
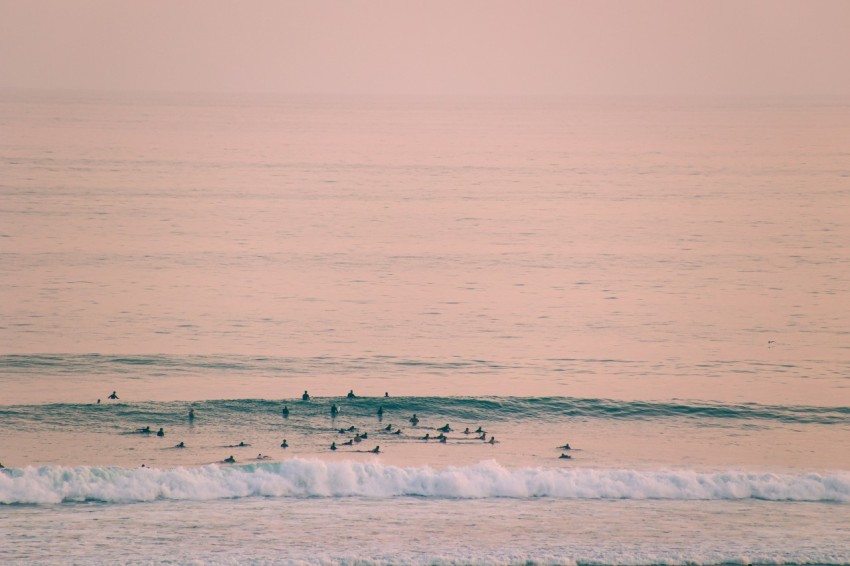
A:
2 459 848 505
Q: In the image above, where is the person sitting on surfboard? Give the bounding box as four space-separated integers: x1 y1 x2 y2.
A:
224 455 236 463
156 428 165 437
371 446 380 453
108 391 119 400
302 391 310 401
347 390 356 399
280 439 288 448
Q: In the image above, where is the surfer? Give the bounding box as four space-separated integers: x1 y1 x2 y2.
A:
302 391 310 401
475 426 484 433
156 428 165 437
409 414 419 426
422 433 430 441
188 409 195 420
108 391 119 400
371 446 380 453
224 455 236 463
175 441 185 448
96 399 101 404
256 454 270 460
341 439 353 446
559 453 572 459
282 405 289 418
331 404 339 417
330 442 337 451
558 443 572 450
384 392 389 397
488 436 496 444
438 424 452 433
377 406 384 418
384 424 393 431
438 435 447 443
463 427 470 434
347 390 356 399
477 432 487 440
281 439 288 448
393 429 402 435
137 426 151 434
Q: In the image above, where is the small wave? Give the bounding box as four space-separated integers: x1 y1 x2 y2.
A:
2 460 848 505
3 396 848 430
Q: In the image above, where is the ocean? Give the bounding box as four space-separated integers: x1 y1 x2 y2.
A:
1 92 849 565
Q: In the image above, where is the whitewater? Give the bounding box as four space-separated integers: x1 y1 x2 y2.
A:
4 460 850 505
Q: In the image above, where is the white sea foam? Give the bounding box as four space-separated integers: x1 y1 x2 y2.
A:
1 459 848 505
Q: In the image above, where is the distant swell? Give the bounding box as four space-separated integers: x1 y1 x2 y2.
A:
3 396 848 428
2 460 848 505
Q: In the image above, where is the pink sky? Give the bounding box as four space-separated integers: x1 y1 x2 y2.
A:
2 0 849 96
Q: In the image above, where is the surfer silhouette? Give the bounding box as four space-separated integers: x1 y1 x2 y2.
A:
108 391 119 400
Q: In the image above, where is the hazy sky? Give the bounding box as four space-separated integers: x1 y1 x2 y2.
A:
1 0 849 96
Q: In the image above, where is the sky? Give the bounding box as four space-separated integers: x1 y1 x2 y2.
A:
1 0 849 96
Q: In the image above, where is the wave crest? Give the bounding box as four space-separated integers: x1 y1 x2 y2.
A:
2 459 848 505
